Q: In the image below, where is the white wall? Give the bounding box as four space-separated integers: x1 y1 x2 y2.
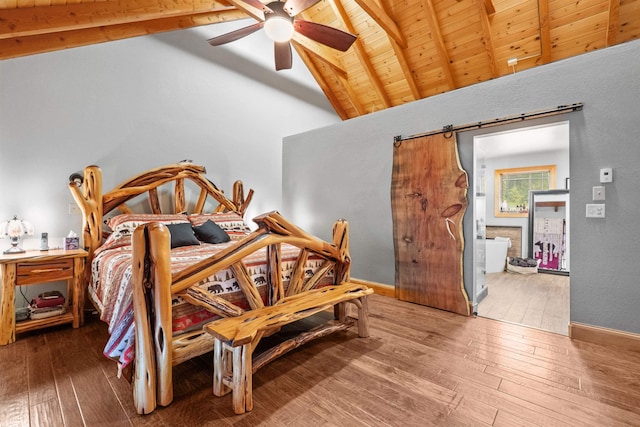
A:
283 39 640 334
0 22 339 246
0 23 339 306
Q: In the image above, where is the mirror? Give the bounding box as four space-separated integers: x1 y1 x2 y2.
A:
528 189 570 275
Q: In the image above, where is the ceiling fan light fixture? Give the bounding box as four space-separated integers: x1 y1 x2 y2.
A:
264 15 294 42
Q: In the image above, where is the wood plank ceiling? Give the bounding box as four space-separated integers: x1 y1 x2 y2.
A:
1 0 639 119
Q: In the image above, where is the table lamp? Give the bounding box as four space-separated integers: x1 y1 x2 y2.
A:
0 215 35 254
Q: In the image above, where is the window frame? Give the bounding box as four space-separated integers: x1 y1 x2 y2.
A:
494 165 557 218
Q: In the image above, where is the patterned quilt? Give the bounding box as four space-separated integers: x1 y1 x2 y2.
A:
89 229 333 368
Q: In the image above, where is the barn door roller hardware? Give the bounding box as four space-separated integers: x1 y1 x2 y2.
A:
394 103 583 143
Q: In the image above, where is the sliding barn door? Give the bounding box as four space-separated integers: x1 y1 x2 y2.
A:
391 133 470 316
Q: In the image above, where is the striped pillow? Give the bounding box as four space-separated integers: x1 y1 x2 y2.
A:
107 213 189 235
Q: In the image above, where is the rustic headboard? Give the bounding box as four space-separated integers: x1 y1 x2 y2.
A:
68 162 253 260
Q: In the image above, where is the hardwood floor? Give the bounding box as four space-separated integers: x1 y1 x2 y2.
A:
2 294 639 426
478 271 570 335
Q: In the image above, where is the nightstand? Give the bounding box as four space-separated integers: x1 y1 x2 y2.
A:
0 249 88 345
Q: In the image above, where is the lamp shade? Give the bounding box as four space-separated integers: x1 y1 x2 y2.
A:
1 215 34 254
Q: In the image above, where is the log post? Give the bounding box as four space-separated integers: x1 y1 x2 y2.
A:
212 339 229 397
232 344 252 414
355 297 370 338
174 178 185 213
146 223 174 407
232 180 254 216
332 219 350 321
332 219 350 284
285 248 310 297
0 264 16 345
68 165 103 258
233 180 244 214
130 226 157 414
267 243 284 304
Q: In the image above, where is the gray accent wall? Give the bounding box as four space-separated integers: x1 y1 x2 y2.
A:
283 39 640 334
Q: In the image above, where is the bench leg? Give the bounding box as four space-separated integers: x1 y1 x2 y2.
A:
336 296 370 338
213 339 253 415
232 343 253 414
213 339 230 397
356 296 370 338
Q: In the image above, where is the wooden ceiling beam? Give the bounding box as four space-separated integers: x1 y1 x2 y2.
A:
478 0 498 77
607 0 621 46
328 0 391 108
420 0 456 90
337 72 366 116
292 33 348 77
353 0 406 48
538 0 552 64
484 0 495 15
0 1 240 40
0 9 246 60
226 0 265 22
390 37 420 101
293 45 350 120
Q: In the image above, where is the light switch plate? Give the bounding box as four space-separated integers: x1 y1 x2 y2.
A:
593 186 605 200
68 203 81 215
586 204 605 218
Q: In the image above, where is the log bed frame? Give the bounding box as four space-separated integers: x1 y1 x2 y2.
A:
68 162 371 414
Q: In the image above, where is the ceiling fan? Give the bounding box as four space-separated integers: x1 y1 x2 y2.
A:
207 0 357 71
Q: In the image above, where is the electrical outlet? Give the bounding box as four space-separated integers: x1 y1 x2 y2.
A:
586 204 605 218
593 186 605 200
68 203 81 215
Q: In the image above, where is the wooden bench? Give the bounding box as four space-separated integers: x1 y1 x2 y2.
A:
203 282 373 414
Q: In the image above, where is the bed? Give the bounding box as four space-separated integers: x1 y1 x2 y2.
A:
68 162 369 414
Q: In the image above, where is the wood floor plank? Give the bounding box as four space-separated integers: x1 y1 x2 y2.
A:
299 341 461 416
1 295 639 426
26 335 58 406
363 319 502 389
260 361 398 426
0 338 29 426
486 344 640 416
455 380 580 426
47 321 131 427
29 399 64 427
493 409 543 427
451 393 498 425
257 356 371 427
499 379 640 426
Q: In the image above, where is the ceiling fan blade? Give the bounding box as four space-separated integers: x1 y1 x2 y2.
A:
238 0 274 13
207 22 264 46
274 42 293 70
294 20 357 52
283 0 321 16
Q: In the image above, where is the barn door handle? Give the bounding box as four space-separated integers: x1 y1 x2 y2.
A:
445 218 456 240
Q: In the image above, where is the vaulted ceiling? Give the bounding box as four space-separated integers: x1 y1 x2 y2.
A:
1 0 639 119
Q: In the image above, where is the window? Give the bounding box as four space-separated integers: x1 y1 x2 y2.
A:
495 165 556 217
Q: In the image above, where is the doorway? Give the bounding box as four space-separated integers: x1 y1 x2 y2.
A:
472 122 570 335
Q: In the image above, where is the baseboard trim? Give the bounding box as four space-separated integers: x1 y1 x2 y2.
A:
350 278 395 298
476 286 489 304
569 322 640 353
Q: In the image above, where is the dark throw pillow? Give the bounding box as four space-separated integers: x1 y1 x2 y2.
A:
166 223 201 249
194 219 231 244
